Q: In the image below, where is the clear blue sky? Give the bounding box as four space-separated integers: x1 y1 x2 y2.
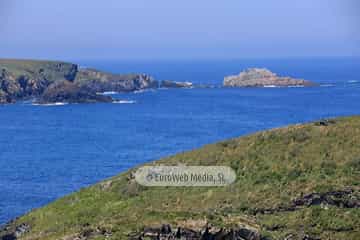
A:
1 0 359 60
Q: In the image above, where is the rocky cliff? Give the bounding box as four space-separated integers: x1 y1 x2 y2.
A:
0 59 158 104
75 68 158 92
37 80 113 104
0 60 77 103
224 68 316 87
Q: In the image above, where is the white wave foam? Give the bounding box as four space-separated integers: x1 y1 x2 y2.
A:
133 89 156 94
112 100 136 104
101 91 119 95
134 90 145 94
32 102 68 106
347 80 359 83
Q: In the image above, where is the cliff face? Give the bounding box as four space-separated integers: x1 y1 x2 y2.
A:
38 80 113 104
0 70 17 103
0 89 9 103
0 60 79 103
0 59 158 104
75 68 159 92
224 68 316 87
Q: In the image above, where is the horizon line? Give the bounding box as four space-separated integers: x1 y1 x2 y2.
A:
1 55 360 63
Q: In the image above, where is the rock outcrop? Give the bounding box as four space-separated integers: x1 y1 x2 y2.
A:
0 223 30 240
37 80 113 104
160 80 193 88
251 188 360 215
131 224 265 240
75 68 158 92
223 68 316 87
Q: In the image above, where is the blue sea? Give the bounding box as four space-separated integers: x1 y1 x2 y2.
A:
0 57 360 224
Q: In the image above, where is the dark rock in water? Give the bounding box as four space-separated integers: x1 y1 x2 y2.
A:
223 68 316 87
37 80 113 104
160 80 193 88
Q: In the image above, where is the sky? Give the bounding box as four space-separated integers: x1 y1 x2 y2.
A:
0 0 359 60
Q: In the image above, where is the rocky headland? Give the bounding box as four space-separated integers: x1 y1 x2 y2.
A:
0 59 194 104
0 59 79 104
223 68 316 87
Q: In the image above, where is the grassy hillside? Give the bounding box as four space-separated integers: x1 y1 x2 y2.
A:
0 59 77 82
1 116 359 240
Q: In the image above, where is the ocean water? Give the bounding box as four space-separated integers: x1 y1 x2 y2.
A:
78 57 360 85
0 58 360 224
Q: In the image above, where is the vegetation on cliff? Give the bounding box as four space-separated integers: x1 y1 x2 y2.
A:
75 68 158 92
1 116 359 240
0 59 157 104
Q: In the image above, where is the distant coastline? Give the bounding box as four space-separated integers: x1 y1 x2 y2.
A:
1 59 318 105
0 59 193 105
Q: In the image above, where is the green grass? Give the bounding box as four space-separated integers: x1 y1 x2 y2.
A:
75 68 144 83
0 59 67 74
3 116 360 240
0 59 77 82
